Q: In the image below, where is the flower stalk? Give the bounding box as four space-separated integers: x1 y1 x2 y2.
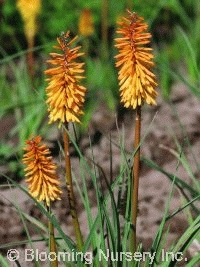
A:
114 10 158 254
45 32 86 250
63 124 84 251
47 205 58 267
131 105 141 253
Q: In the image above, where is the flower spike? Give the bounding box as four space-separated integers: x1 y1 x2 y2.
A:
78 8 94 37
45 31 86 124
17 0 41 45
22 136 62 206
115 10 158 109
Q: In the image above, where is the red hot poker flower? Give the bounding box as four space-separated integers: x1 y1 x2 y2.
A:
22 136 62 206
45 31 86 125
115 10 158 109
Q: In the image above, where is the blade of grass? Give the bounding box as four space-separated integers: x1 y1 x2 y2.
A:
148 176 176 266
141 157 199 197
0 254 10 267
176 26 199 82
166 194 200 221
185 252 200 267
162 215 200 267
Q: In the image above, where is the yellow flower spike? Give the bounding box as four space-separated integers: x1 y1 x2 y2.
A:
78 8 94 37
115 10 158 109
22 136 62 207
45 31 86 125
17 0 41 46
114 10 159 254
17 0 41 80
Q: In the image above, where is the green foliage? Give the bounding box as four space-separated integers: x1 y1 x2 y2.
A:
1 128 200 266
153 1 200 99
0 54 47 155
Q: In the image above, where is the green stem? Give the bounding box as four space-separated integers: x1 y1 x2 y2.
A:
27 38 34 84
131 106 141 254
63 124 84 251
47 205 58 267
101 0 109 61
82 38 89 58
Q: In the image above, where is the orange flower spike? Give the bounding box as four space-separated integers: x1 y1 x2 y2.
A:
22 136 62 206
17 0 41 46
115 11 158 109
45 31 86 125
78 8 94 37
